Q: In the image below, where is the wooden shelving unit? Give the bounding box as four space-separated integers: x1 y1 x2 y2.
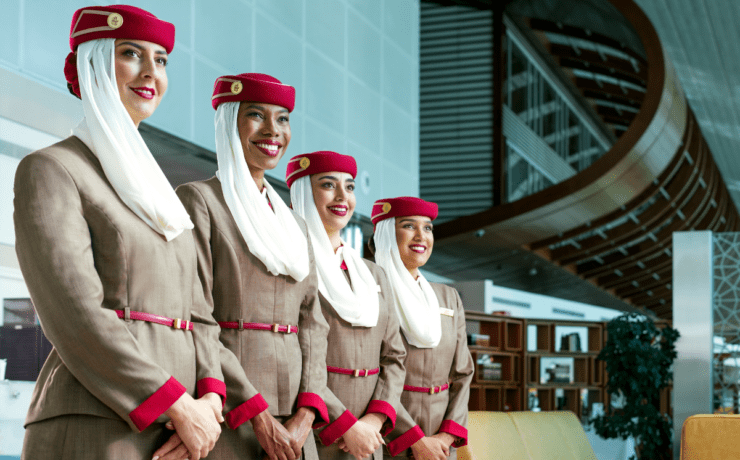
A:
465 311 524 412
523 319 606 421
464 312 608 421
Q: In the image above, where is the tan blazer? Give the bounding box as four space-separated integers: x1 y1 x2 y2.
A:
13 137 224 433
315 260 407 458
176 177 330 430
385 283 474 458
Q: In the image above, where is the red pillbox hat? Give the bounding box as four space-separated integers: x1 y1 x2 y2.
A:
211 73 296 111
64 5 175 98
371 197 439 226
285 151 358 188
69 5 175 52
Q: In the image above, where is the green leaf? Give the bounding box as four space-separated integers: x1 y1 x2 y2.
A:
591 313 679 460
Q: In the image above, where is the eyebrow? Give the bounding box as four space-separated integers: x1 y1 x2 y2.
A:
399 218 433 225
317 175 354 182
243 104 290 114
116 41 167 55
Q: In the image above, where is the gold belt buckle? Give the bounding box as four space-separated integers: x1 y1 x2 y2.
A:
173 318 182 330
429 386 437 395
272 323 280 333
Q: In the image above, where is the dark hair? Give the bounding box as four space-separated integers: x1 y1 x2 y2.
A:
366 234 376 256
67 82 81 99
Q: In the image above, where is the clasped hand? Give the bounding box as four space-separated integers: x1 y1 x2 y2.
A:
336 413 386 460
253 406 315 460
410 433 456 460
153 392 224 460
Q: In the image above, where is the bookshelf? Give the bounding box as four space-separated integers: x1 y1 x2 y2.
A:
523 319 606 421
464 312 608 422
465 311 524 412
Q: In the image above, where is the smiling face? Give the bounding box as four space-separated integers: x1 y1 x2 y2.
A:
394 215 434 278
114 39 168 127
310 171 356 249
237 101 291 186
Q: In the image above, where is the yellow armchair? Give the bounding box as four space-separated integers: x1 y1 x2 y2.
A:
681 414 740 459
460 411 597 460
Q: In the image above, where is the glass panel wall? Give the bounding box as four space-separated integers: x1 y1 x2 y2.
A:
503 31 609 202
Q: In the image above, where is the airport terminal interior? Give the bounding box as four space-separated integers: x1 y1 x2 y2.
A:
1 0 739 458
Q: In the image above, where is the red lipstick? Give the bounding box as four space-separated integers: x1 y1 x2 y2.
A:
131 87 154 100
252 139 281 157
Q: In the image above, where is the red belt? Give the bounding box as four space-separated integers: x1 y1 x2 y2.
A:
327 366 380 377
218 321 298 333
403 383 450 395
115 309 193 331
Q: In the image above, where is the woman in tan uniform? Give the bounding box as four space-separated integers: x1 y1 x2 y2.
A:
370 197 474 460
176 73 330 460
286 151 407 460
14 5 225 460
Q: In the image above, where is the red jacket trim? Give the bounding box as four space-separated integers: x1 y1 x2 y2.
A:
197 378 227 407
439 419 468 447
319 409 358 446
387 424 425 456
365 399 396 436
296 392 330 428
225 393 269 429
129 376 186 432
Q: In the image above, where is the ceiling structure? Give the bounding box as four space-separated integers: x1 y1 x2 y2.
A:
634 0 740 212
419 0 740 320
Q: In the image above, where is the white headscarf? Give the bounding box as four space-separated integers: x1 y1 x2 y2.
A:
374 218 441 348
290 176 379 326
214 101 309 281
71 39 193 241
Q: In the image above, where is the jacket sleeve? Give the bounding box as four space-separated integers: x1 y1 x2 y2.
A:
365 265 406 436
316 388 356 446
437 288 474 447
176 183 265 429
14 152 186 432
294 226 331 426
386 403 425 456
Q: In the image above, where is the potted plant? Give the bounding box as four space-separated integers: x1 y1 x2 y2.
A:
591 312 680 460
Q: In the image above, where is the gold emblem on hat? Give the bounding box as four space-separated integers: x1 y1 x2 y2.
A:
299 157 310 169
382 203 391 213
231 81 243 95
107 13 123 29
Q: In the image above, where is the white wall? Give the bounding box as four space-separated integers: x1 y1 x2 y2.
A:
0 154 20 247
452 279 626 322
0 0 421 217
0 381 35 457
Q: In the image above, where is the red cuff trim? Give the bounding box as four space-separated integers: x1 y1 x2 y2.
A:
439 419 468 447
197 378 227 407
129 376 186 432
366 400 396 435
387 424 425 456
319 409 358 446
225 393 269 429
296 392 330 428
